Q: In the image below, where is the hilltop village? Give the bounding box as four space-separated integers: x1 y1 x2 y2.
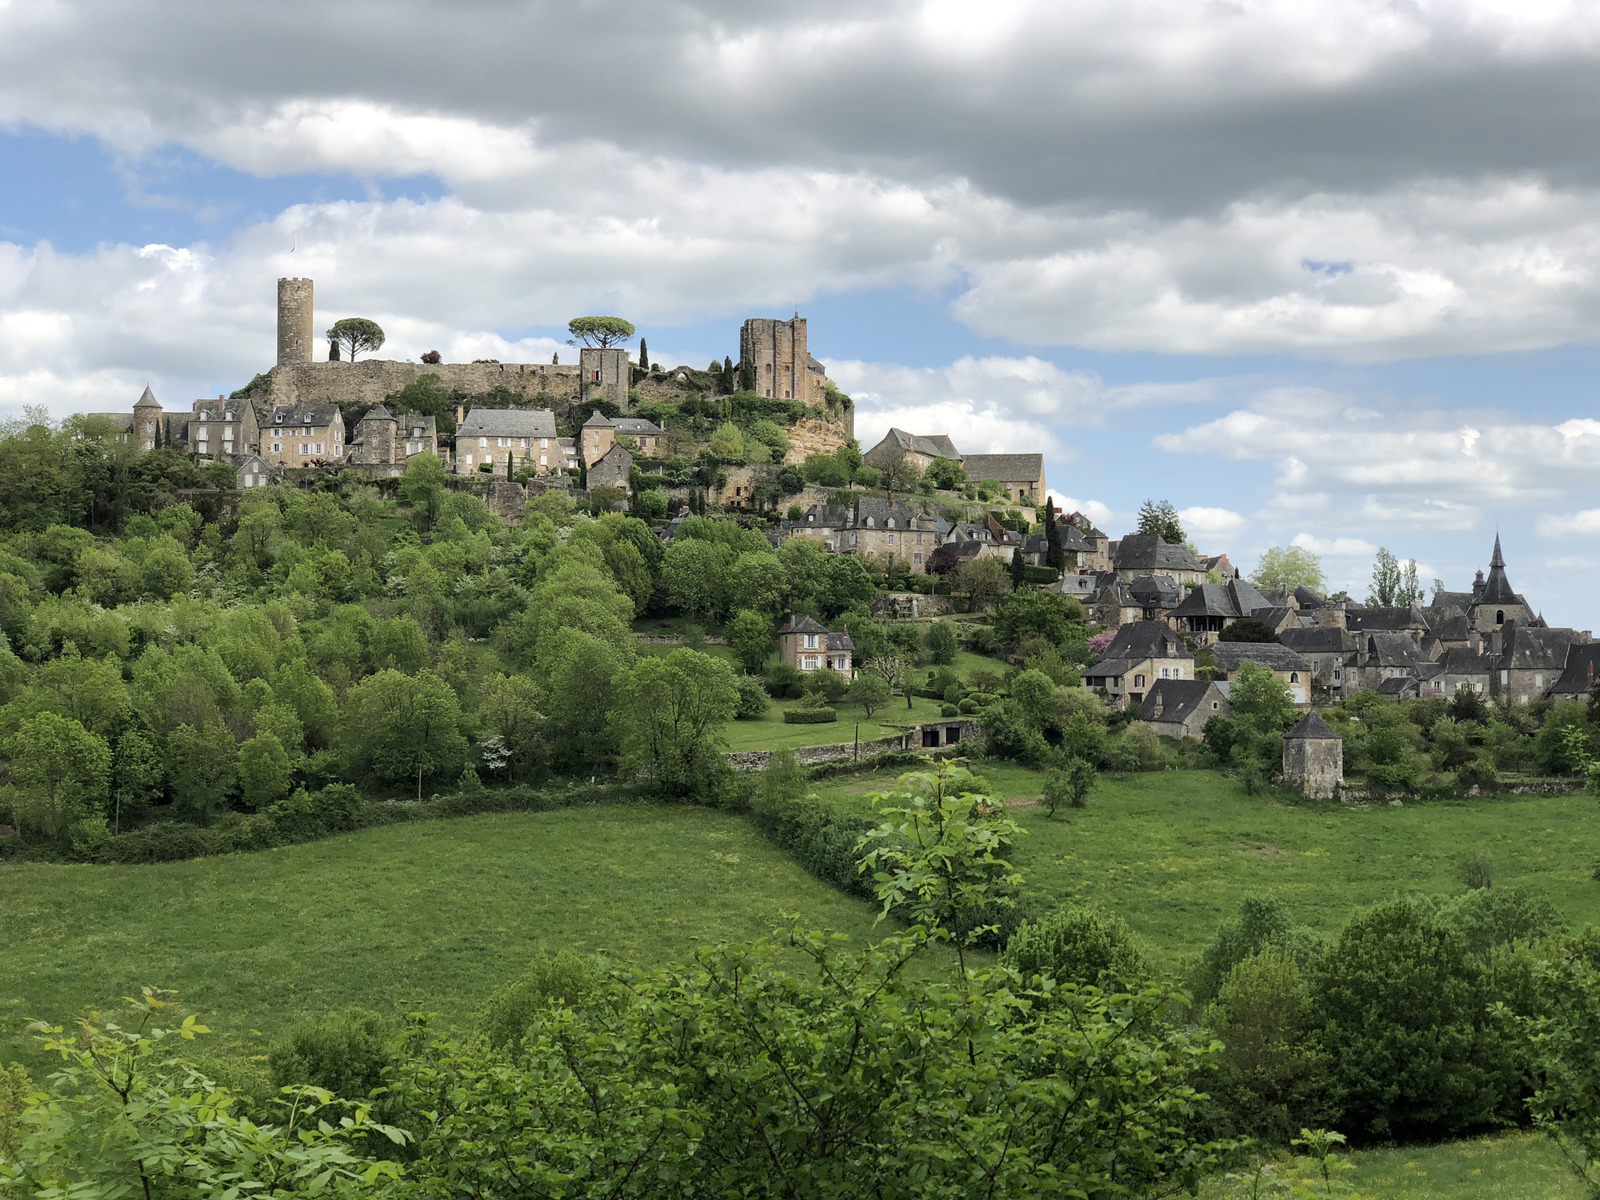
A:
75 279 1596 757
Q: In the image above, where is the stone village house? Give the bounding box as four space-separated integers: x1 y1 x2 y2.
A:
1133 678 1233 740
1081 620 1194 709
777 615 855 678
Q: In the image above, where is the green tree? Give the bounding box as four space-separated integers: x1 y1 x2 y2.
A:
614 649 739 799
1042 757 1097 814
238 732 293 810
924 620 958 664
1136 499 1185 544
708 421 746 460
340 668 467 798
1368 546 1421 607
1251 546 1326 595
636 336 648 372
661 538 734 620
1217 618 1281 643
567 315 636 347
993 588 1082 645
165 719 238 821
480 672 545 781
923 456 967 490
846 671 891 718
951 555 1012 612
324 317 386 361
1229 659 1298 732
110 727 164 833
1002 903 1145 989
724 609 774 675
5 712 111 840
398 452 448 528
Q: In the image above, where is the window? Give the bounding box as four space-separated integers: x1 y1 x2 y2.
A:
541 438 549 449
1501 669 1509 684
463 454 473 466
1496 610 1505 624
1290 672 1299 683
479 437 487 448
539 455 547 466
272 443 281 453
887 534 896 545
803 634 819 649
521 438 529 448
316 443 324 454
499 437 509 447
1134 674 1145 687
1333 669 1343 682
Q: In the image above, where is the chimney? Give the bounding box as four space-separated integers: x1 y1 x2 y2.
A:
456 404 465 426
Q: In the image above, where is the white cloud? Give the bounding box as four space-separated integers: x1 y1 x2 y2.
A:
1047 493 1117 530
1538 508 1600 538
1179 505 1247 543
1292 532 1378 557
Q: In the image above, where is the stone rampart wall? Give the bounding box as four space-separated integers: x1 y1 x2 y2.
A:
269 360 583 409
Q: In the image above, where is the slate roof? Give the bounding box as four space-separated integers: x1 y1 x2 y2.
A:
1285 711 1340 740
882 428 961 459
1279 628 1349 655
1346 606 1430 633
1431 591 1475 613
268 403 340 427
826 631 855 652
960 453 1043 484
135 385 161 409
1135 679 1230 727
1480 535 1519 604
1254 607 1300 631
457 408 559 439
1438 647 1497 676
1499 623 1578 671
582 411 614 428
1058 525 1092 553
1429 614 1472 642
1376 678 1419 696
1208 642 1311 674
1356 632 1432 668
1293 586 1325 609
613 417 663 435
1112 533 1203 573
1127 574 1182 609
779 615 829 636
358 404 394 424
1171 578 1273 619
1096 619 1194 663
1549 643 1600 696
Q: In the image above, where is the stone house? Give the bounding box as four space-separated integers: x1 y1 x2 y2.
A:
1278 627 1353 696
959 453 1046 503
1133 678 1232 740
455 408 560 475
1206 642 1313 704
235 453 277 488
1494 622 1579 705
1345 632 1433 698
1170 578 1274 643
1202 554 1238 582
1282 711 1342 799
1433 646 1497 699
1550 643 1600 702
1086 580 1147 631
1110 534 1206 587
777 615 855 677
1063 514 1113 572
581 412 664 463
184 396 260 462
1345 605 1431 643
861 429 962 477
587 443 633 492
789 497 946 571
263 403 344 468
1082 620 1195 709
350 405 439 466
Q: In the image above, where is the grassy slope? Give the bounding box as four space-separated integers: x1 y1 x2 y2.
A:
724 695 954 752
819 766 1600 957
1202 1132 1585 1199
0 805 886 1069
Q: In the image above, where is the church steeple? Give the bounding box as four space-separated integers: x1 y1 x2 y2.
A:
1481 534 1517 604
1490 533 1505 569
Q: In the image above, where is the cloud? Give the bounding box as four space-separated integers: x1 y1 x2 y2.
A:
1179 505 1247 544
0 3 1599 367
1047 493 1118 530
1292 533 1378 557
1538 508 1600 538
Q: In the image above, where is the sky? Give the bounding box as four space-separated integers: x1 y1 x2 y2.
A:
0 1 1598 627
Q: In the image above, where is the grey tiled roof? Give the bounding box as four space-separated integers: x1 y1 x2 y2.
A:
1285 711 1340 740
1208 642 1310 673
1135 679 1229 726
1550 643 1600 696
1098 620 1193 662
613 418 663 435
1113 533 1203 573
268 403 340 427
1499 623 1577 671
884 428 961 459
457 408 559 439
960 453 1043 484
1279 628 1349 655
1346 606 1430 632
1355 632 1431 667
780 615 829 636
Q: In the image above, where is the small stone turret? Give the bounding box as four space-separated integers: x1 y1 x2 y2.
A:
133 385 162 452
1282 711 1343 799
277 277 314 366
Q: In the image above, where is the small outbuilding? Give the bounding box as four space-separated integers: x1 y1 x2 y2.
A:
1282 710 1343 800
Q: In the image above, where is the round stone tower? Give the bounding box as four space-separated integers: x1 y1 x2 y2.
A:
133 384 162 453
277 277 314 366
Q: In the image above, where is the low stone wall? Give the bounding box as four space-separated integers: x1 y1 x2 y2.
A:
727 718 982 771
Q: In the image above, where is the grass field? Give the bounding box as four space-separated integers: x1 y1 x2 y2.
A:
817 765 1600 957
1202 1132 1587 1199
724 694 954 751
0 805 888 1070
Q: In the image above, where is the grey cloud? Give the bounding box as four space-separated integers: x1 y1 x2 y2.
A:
2 2 1599 215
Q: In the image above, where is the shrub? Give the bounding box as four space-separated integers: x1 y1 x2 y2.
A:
940 704 959 718
1463 855 1494 890
1042 758 1096 815
734 674 769 719
957 698 979 715
269 1008 393 1100
96 820 209 864
1002 904 1146 991
763 661 804 700
482 950 597 1049
783 707 838 724
1188 895 1308 1008
1456 754 1500 792
925 621 958 665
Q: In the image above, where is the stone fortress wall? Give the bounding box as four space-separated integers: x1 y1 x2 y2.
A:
268 358 584 409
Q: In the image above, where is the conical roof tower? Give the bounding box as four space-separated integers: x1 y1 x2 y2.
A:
1481 534 1517 604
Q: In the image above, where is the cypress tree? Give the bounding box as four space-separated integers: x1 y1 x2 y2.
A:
638 337 649 374
723 356 734 394
1044 501 1064 571
507 451 515 480
1010 547 1027 589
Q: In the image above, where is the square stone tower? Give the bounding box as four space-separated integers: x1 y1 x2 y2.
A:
741 316 816 403
579 347 630 409
277 277 315 366
1282 711 1343 799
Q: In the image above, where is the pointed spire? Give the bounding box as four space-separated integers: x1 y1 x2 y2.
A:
1490 532 1505 568
135 384 160 408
